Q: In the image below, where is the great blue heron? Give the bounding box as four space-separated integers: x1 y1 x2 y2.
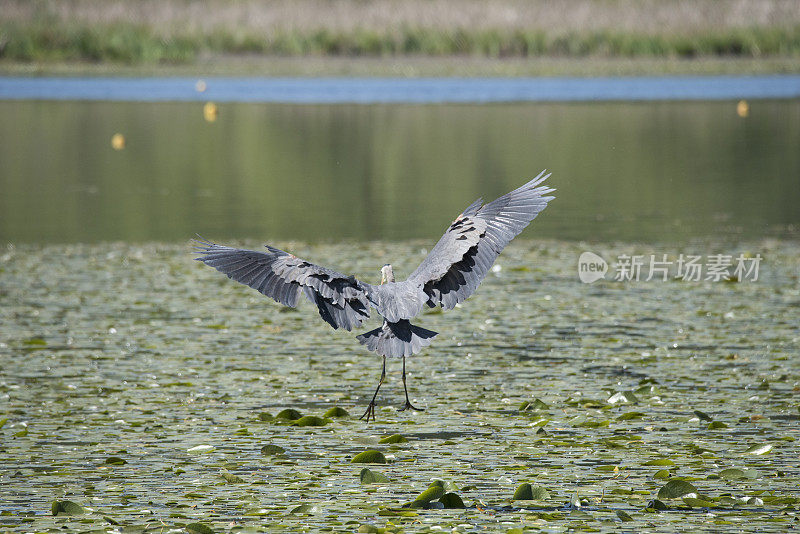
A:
195 171 554 421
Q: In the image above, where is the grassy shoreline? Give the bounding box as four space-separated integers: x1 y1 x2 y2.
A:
3 56 800 78
3 22 799 65
2 0 799 76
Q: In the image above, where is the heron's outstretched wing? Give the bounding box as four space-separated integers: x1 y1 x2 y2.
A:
408 171 555 310
194 240 370 331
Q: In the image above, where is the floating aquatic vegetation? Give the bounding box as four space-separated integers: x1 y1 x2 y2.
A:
438 492 466 509
51 500 86 516
275 408 303 421
359 468 389 484
323 406 349 418
351 450 388 464
378 434 408 444
186 522 215 533
657 480 699 500
1 239 798 532
221 471 245 483
261 444 286 456
512 483 550 501
401 480 467 510
187 444 215 454
291 415 329 427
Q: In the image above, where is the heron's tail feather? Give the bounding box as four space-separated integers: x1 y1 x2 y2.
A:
356 320 438 358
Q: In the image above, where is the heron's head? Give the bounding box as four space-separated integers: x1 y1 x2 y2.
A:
380 264 395 284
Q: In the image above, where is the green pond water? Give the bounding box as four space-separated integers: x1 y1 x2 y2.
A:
1 239 798 533
1 96 799 532
1 99 799 244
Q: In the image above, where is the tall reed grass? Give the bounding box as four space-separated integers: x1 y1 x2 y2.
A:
2 0 799 64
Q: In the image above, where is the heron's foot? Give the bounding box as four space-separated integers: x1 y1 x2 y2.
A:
398 400 424 412
359 401 377 422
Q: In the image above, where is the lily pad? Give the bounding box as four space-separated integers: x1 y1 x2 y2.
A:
428 479 462 493
529 511 565 520
186 523 215 534
719 468 758 480
105 456 127 465
707 421 728 430
683 497 715 508
512 483 533 500
608 391 638 404
744 443 772 455
511 483 548 501
595 465 618 472
532 486 550 500
693 410 713 421
574 419 610 428
359 468 389 484
52 500 86 516
376 508 419 518
289 503 318 514
438 492 465 509
379 434 408 444
414 485 446 504
187 444 215 454
645 499 669 511
275 408 303 421
323 406 349 418
221 471 245 483
644 458 675 466
616 510 634 521
291 415 328 427
351 450 387 464
617 411 645 420
378 508 419 520
257 412 273 421
657 480 698 500
520 398 549 411
260 444 286 456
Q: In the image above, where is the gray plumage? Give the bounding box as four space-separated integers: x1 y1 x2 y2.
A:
194 243 371 331
410 171 554 310
356 320 438 358
194 170 554 359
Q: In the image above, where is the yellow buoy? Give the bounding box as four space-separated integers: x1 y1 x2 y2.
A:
203 102 218 122
737 99 749 118
111 133 126 150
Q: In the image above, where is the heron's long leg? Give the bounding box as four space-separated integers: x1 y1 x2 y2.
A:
398 355 424 412
359 356 386 422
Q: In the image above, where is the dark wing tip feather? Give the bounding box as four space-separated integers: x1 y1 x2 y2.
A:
192 235 212 251
192 235 230 257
